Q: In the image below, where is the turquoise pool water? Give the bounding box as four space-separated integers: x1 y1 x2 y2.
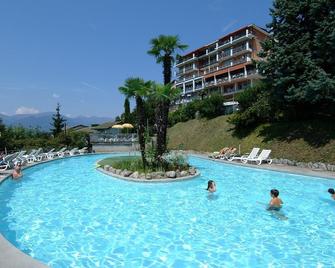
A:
0 154 334 267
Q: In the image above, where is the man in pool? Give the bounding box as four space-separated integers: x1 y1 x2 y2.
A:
267 189 283 210
207 180 216 193
12 163 23 180
328 188 335 200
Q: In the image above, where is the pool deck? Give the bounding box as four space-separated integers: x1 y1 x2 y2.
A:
0 151 334 268
190 152 335 179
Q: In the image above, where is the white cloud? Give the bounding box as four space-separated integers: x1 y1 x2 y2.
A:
52 93 60 99
15 106 40 115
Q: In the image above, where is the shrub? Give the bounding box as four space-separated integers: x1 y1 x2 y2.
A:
162 151 189 170
169 94 226 126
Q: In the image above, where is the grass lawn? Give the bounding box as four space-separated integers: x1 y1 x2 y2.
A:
167 115 335 164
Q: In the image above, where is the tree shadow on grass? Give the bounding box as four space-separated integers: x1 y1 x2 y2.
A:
231 119 335 148
259 120 335 147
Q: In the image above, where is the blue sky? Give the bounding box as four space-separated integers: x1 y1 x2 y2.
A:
0 0 272 118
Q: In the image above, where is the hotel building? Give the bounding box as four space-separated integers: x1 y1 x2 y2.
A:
174 24 269 105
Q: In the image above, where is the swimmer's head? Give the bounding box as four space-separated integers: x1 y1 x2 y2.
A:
270 189 279 197
328 188 335 195
207 180 215 190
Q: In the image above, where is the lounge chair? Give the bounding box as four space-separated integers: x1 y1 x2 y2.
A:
0 152 19 171
228 147 260 162
13 150 27 165
56 147 67 158
78 147 88 154
38 148 55 161
27 148 43 163
67 148 79 156
22 149 36 162
242 149 272 165
220 148 237 160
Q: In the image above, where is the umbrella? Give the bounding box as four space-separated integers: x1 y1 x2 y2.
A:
122 123 134 129
112 124 124 129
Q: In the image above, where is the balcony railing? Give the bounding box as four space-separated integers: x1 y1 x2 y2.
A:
218 51 231 60
233 31 246 40
233 45 247 54
233 58 247 65
218 39 231 47
231 72 245 80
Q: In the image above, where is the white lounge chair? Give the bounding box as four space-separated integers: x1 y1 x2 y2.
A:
56 147 67 158
242 149 272 165
38 148 55 161
0 152 19 171
68 148 79 156
78 147 88 154
27 148 43 163
13 151 27 165
228 147 260 162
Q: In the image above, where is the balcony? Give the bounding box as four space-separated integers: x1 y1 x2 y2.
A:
233 45 247 54
176 55 194 66
194 83 203 90
218 39 231 48
216 76 229 84
231 72 245 80
232 57 247 65
218 51 231 61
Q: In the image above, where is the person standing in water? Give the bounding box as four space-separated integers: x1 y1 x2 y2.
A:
328 188 335 200
207 180 216 193
12 163 23 179
267 189 283 210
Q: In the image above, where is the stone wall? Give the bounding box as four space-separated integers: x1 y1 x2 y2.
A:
272 158 335 172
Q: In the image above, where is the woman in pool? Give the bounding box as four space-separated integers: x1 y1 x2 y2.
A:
267 189 283 210
207 180 216 193
12 163 23 179
328 188 335 200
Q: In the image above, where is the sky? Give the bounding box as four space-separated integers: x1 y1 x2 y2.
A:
0 0 272 118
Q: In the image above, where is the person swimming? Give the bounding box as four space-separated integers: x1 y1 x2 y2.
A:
267 189 283 211
207 180 216 193
12 163 23 179
328 188 335 200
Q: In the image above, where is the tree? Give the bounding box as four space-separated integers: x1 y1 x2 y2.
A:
51 103 66 136
0 118 6 151
258 0 335 119
123 98 131 123
148 35 188 157
151 83 181 159
119 78 152 168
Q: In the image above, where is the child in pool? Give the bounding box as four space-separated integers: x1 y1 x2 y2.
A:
267 189 283 210
207 180 216 193
328 188 335 200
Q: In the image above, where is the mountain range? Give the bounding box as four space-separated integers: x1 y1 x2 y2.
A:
0 112 113 131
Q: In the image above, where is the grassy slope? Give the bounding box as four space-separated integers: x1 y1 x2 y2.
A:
167 115 335 164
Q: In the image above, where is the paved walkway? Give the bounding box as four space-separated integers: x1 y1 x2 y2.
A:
190 151 335 179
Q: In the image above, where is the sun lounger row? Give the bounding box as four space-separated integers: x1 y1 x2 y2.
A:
228 147 272 165
0 147 89 171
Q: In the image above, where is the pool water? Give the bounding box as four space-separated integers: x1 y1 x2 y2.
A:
0 154 334 267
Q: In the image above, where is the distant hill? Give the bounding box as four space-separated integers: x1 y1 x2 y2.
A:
0 112 113 131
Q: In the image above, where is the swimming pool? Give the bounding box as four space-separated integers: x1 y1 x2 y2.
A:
0 154 334 267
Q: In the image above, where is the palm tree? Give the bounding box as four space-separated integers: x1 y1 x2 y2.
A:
147 35 188 157
119 78 152 168
150 83 181 159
